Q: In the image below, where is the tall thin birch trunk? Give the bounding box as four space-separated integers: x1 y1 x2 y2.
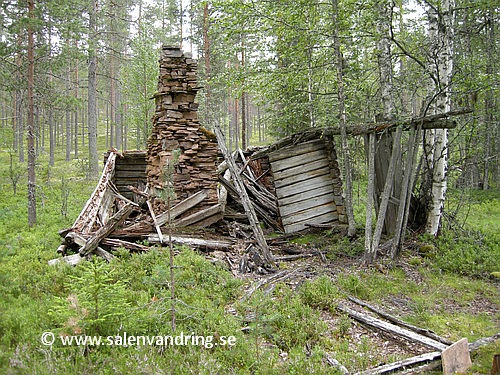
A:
425 0 454 235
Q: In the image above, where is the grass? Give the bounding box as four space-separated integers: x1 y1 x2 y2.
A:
0 136 499 373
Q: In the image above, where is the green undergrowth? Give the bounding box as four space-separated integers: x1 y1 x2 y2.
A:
1 145 499 374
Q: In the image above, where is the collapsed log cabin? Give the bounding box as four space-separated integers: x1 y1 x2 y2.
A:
51 45 461 267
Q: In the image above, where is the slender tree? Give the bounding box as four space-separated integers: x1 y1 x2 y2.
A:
27 0 36 227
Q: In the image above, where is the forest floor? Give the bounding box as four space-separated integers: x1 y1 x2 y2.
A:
1 146 499 374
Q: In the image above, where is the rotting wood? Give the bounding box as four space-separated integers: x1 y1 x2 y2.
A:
275 251 325 261
174 203 222 227
273 158 330 181
241 267 304 301
355 351 441 375
147 199 164 243
347 295 453 345
100 238 150 252
351 332 498 375
468 333 500 351
214 124 274 267
336 304 448 351
274 167 331 189
270 149 326 173
325 352 350 375
79 204 135 257
250 110 467 160
155 189 208 227
73 151 117 234
148 234 233 250
268 139 325 162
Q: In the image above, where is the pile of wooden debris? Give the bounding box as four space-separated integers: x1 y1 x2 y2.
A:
50 46 348 268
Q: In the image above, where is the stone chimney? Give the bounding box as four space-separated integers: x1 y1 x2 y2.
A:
146 46 219 211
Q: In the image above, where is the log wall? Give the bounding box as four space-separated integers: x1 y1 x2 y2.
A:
267 138 346 233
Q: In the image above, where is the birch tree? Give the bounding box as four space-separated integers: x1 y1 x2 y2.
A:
424 0 454 235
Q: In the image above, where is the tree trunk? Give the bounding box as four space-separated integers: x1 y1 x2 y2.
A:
425 0 454 236
66 41 72 162
27 0 36 227
332 0 356 237
374 0 398 236
88 0 99 179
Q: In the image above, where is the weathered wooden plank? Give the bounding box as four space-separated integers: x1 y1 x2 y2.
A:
274 167 331 189
174 204 222 227
80 204 135 256
268 139 325 162
278 184 334 206
270 149 326 173
356 351 442 375
284 215 338 234
276 175 333 199
337 304 448 351
155 189 208 227
281 202 338 225
115 164 147 171
73 152 116 234
114 171 147 179
273 159 330 181
148 234 233 250
279 192 336 218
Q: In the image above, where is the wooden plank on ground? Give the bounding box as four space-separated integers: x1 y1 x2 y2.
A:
276 176 333 199
279 192 336 218
278 184 334 206
274 167 331 189
273 159 330 181
148 235 233 250
337 304 448 351
155 189 208 227
268 139 325 162
441 338 471 375
356 351 442 375
270 149 326 173
281 202 338 225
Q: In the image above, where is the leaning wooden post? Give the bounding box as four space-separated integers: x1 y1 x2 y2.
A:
213 123 275 267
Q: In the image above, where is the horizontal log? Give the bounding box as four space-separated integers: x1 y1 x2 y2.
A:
270 149 326 172
274 167 331 189
174 204 222 227
251 111 465 160
283 212 338 234
155 189 208 227
281 202 338 225
268 139 325 162
278 192 336 218
337 304 448 351
273 159 330 182
356 351 442 375
348 296 453 345
278 184 334 206
148 234 234 250
276 175 333 199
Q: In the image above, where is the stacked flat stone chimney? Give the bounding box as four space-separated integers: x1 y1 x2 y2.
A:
146 46 219 210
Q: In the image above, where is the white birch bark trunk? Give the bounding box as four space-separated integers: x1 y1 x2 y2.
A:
425 0 454 235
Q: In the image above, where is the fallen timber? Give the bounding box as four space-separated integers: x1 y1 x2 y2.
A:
250 109 468 160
